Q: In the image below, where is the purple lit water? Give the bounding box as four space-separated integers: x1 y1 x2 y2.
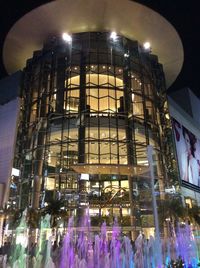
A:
60 214 134 268
59 217 200 268
6 211 200 267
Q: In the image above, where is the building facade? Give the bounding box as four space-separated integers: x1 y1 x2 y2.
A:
8 32 172 234
1 0 184 237
0 72 22 208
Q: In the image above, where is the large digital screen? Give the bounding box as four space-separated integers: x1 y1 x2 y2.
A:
172 117 200 187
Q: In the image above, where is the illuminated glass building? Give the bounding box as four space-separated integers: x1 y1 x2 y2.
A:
19 32 166 227
1 0 183 235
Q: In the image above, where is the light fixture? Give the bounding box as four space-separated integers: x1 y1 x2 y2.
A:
62 33 72 43
110 31 117 41
143 41 151 50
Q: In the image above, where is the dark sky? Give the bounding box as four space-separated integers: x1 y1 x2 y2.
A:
0 0 199 97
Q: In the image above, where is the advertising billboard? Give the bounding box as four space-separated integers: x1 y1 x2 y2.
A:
172 118 200 187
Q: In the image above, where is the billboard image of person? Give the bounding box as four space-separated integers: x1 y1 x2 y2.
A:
172 118 200 187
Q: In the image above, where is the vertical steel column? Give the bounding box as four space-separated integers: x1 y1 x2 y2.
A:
122 40 136 237
55 57 66 113
77 50 87 221
78 51 86 163
32 59 50 209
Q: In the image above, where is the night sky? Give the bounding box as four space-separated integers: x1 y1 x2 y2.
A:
0 0 199 97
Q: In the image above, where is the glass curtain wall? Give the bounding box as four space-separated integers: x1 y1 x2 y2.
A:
18 32 167 234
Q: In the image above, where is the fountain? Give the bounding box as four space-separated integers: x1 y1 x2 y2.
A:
175 223 199 267
1 210 200 267
60 214 134 268
9 209 29 268
32 214 55 268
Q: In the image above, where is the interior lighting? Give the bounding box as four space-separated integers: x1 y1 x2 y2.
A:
143 41 151 50
165 113 170 120
11 168 20 176
62 33 72 43
110 31 117 41
80 174 89 180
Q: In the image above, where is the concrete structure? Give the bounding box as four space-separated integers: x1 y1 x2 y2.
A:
0 72 21 246
0 72 22 208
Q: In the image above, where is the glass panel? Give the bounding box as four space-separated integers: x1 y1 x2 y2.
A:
131 73 141 92
48 144 61 168
113 208 120 216
122 208 130 216
88 96 98 112
149 127 158 147
145 100 154 122
99 97 109 112
66 90 79 112
86 73 123 88
121 180 129 188
67 75 80 88
132 94 144 118
99 74 109 86
135 144 148 166
119 143 127 164
109 98 116 112
118 129 126 141
144 83 152 97
99 88 108 98
88 88 98 98
49 125 62 143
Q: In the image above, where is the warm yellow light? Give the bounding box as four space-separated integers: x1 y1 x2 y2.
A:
62 33 72 42
110 31 117 41
143 41 151 50
165 113 170 120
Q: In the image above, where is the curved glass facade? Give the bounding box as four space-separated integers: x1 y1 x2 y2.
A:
18 32 167 233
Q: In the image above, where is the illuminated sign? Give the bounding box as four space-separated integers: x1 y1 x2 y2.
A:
80 174 89 181
11 168 20 176
172 118 200 187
